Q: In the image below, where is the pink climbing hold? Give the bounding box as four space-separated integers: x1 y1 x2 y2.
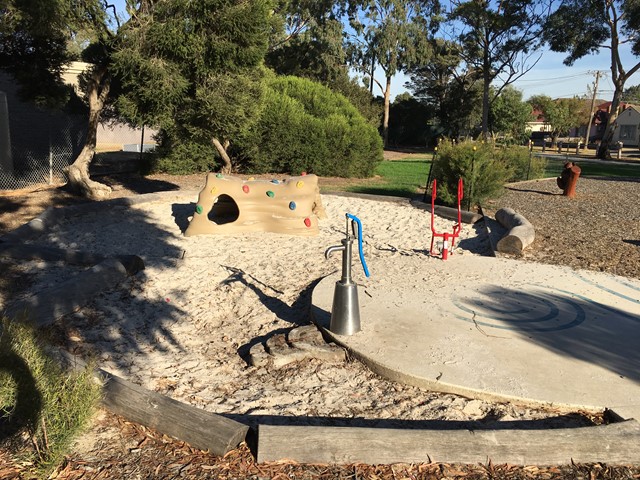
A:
242 185 250 193
304 218 311 227
301 172 307 176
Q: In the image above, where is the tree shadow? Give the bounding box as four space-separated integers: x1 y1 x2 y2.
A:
171 202 196 233
222 411 598 432
0 349 42 442
99 173 181 195
505 186 559 196
1 195 189 372
221 266 323 362
453 284 640 383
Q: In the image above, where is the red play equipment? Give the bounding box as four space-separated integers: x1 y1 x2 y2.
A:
430 178 464 260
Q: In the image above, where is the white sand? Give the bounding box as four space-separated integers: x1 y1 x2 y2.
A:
20 193 589 427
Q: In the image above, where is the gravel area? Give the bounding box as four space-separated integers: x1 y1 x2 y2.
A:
482 176 640 280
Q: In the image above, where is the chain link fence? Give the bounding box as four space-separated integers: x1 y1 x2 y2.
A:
0 68 88 191
1 72 155 191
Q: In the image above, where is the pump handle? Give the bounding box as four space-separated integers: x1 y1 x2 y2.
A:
346 213 370 278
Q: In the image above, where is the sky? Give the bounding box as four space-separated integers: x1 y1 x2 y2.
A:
388 45 640 102
108 0 639 104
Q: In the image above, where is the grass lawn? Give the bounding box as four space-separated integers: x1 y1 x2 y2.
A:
335 154 640 200
346 158 433 198
542 158 640 178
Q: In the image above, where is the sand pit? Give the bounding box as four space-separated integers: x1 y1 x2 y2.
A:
7 192 598 429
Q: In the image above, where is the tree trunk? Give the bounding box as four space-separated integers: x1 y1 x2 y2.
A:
597 83 623 159
212 137 233 174
65 66 112 200
481 53 491 140
382 75 391 148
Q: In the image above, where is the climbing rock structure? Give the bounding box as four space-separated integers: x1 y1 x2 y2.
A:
184 173 326 237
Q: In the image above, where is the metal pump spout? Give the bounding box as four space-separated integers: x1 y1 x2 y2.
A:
324 238 354 285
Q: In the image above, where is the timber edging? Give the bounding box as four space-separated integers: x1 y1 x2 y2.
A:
4 191 640 465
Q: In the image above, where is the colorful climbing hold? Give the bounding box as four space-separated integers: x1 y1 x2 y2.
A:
271 179 280 184
301 172 307 176
304 218 311 227
289 201 296 210
248 177 255 181
242 185 250 193
216 173 223 178
210 186 217 195
266 190 275 198
195 205 203 214
296 181 304 189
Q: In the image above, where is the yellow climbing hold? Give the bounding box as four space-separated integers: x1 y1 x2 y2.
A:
210 186 217 195
296 181 304 189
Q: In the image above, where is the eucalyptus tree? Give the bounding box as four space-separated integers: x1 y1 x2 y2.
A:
447 0 551 139
113 0 272 174
344 0 441 147
544 0 640 158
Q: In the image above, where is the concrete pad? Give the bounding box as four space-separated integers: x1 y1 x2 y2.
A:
312 255 640 420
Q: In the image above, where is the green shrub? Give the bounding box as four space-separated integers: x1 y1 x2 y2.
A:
430 140 512 208
431 141 549 208
0 318 101 478
493 145 547 182
240 76 383 177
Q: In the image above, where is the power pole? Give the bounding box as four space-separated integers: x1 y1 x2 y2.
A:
584 71 602 152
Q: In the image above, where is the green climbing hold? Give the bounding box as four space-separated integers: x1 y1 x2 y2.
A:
216 173 223 178
195 205 203 214
266 190 275 198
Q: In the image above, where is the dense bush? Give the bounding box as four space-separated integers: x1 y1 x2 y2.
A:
150 132 219 175
430 140 548 208
495 145 547 182
240 76 383 177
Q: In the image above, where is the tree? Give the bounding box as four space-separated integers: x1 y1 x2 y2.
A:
345 0 440 147
387 92 431 146
0 0 75 108
406 39 482 139
0 0 140 199
113 0 272 174
528 94 586 144
623 84 640 104
489 86 532 142
544 0 640 158
447 0 550 139
266 1 382 127
267 0 346 83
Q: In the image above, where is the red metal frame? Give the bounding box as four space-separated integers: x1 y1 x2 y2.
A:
430 178 464 260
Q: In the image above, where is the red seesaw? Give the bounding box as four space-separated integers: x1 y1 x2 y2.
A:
430 178 464 260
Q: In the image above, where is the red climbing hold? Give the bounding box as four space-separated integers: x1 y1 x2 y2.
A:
242 185 250 193
304 218 311 227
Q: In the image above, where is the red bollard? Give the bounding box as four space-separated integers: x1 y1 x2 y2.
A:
557 162 581 198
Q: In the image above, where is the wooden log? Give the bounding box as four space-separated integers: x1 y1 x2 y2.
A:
257 421 640 465
58 352 248 455
495 207 535 254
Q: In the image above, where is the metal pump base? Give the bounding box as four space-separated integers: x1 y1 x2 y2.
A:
329 281 361 335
